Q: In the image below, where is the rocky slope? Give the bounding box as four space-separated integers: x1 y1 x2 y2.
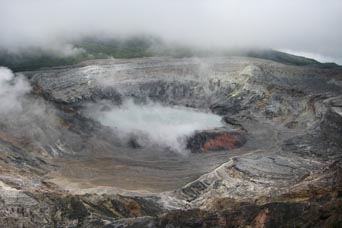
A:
0 56 341 227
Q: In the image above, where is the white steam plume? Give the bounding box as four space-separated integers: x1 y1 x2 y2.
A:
0 66 63 153
0 67 31 114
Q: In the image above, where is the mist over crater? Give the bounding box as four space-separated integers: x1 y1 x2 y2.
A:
85 100 224 153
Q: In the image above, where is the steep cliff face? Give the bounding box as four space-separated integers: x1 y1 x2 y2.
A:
1 57 342 227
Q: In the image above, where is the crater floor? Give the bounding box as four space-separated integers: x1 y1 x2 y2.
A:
48 115 291 194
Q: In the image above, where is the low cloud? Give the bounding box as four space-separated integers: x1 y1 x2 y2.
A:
1 0 341 60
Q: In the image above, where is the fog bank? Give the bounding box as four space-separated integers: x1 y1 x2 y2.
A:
1 0 341 61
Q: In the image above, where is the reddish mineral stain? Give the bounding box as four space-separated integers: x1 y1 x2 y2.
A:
202 133 239 152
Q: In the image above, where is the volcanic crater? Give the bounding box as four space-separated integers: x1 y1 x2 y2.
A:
1 56 342 227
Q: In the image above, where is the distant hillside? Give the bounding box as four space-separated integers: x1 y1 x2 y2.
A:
245 49 339 68
0 36 339 71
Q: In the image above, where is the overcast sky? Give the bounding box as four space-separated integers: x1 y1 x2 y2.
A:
1 0 341 63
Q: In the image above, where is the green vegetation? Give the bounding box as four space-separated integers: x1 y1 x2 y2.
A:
0 36 160 72
0 49 84 72
0 36 339 72
74 36 158 58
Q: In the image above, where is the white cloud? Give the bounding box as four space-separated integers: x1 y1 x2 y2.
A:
1 0 341 61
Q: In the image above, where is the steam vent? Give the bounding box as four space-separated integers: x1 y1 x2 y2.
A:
1 56 342 227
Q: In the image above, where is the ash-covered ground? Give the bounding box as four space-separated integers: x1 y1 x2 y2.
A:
0 56 342 227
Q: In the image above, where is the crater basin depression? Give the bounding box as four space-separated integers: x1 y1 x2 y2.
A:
5 57 340 227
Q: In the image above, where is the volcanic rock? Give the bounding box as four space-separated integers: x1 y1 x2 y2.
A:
1 56 342 227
